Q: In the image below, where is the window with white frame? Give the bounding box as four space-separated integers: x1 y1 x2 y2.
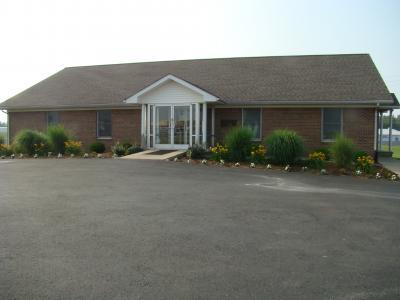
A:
243 108 261 140
47 111 59 126
97 111 112 138
322 108 342 141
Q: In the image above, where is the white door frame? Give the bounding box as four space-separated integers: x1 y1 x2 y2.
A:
153 104 192 150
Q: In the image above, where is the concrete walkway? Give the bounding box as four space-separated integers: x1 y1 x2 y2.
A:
121 149 185 160
380 157 400 175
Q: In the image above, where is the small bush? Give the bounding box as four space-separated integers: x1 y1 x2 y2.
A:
352 150 369 162
64 140 82 155
187 145 206 159
90 141 106 153
308 151 326 170
265 129 304 165
47 125 69 154
14 129 49 156
121 141 133 150
314 147 331 161
210 143 229 161
0 144 13 156
330 135 355 168
126 145 143 155
355 155 374 174
0 135 4 144
112 142 126 156
250 144 267 164
225 127 253 162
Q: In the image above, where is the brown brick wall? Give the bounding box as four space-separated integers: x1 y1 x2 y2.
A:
9 107 375 153
214 107 375 153
343 108 375 154
9 109 141 151
9 111 47 138
214 108 242 142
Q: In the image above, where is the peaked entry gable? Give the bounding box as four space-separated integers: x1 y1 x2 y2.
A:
125 74 219 104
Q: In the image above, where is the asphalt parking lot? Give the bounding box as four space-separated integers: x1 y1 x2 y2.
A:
0 159 399 299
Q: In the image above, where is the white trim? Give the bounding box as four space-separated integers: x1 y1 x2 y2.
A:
242 108 262 141
6 112 9 145
125 74 219 104
195 103 200 144
141 104 146 148
373 108 377 151
152 104 192 150
211 107 215 146
189 105 193 146
202 102 207 145
321 108 343 142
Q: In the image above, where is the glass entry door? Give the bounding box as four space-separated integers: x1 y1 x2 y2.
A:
155 106 171 146
174 106 190 145
154 105 191 149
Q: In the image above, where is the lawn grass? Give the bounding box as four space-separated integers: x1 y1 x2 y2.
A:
382 145 400 158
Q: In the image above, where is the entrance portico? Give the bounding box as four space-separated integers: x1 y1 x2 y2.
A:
125 74 218 150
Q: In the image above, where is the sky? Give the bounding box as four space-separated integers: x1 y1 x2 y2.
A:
0 0 399 123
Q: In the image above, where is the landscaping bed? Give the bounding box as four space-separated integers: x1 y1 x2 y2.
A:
170 127 399 182
170 156 398 182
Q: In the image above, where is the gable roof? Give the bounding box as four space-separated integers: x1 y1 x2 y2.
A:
0 54 395 110
125 74 219 103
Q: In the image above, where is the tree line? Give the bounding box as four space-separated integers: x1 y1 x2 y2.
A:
383 115 400 130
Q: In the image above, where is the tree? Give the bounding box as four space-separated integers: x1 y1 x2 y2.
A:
382 115 400 130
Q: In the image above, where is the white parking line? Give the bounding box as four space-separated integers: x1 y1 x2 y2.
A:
245 176 400 199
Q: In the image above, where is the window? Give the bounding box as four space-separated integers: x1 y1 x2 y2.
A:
243 108 261 140
47 112 59 125
322 108 342 141
97 111 112 138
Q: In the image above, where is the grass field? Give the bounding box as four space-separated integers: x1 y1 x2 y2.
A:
383 145 400 158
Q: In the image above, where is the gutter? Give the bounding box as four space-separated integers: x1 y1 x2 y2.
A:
0 99 395 111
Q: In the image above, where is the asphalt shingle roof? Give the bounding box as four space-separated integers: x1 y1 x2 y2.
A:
0 54 394 109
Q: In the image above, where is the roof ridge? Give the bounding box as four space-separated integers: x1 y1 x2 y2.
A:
66 53 371 69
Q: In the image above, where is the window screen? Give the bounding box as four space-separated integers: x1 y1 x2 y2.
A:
97 111 112 138
243 108 261 139
322 108 342 140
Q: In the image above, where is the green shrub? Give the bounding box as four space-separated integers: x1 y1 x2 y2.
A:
225 127 253 161
126 145 143 155
90 141 106 153
14 129 49 156
352 150 368 162
0 134 4 145
112 142 126 156
121 141 133 150
330 135 355 168
265 129 304 165
47 125 69 154
187 145 206 159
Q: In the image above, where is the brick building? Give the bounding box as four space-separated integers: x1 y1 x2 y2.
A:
1 54 398 155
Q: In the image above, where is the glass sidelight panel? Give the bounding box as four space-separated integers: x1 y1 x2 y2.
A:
156 106 171 144
174 106 190 145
